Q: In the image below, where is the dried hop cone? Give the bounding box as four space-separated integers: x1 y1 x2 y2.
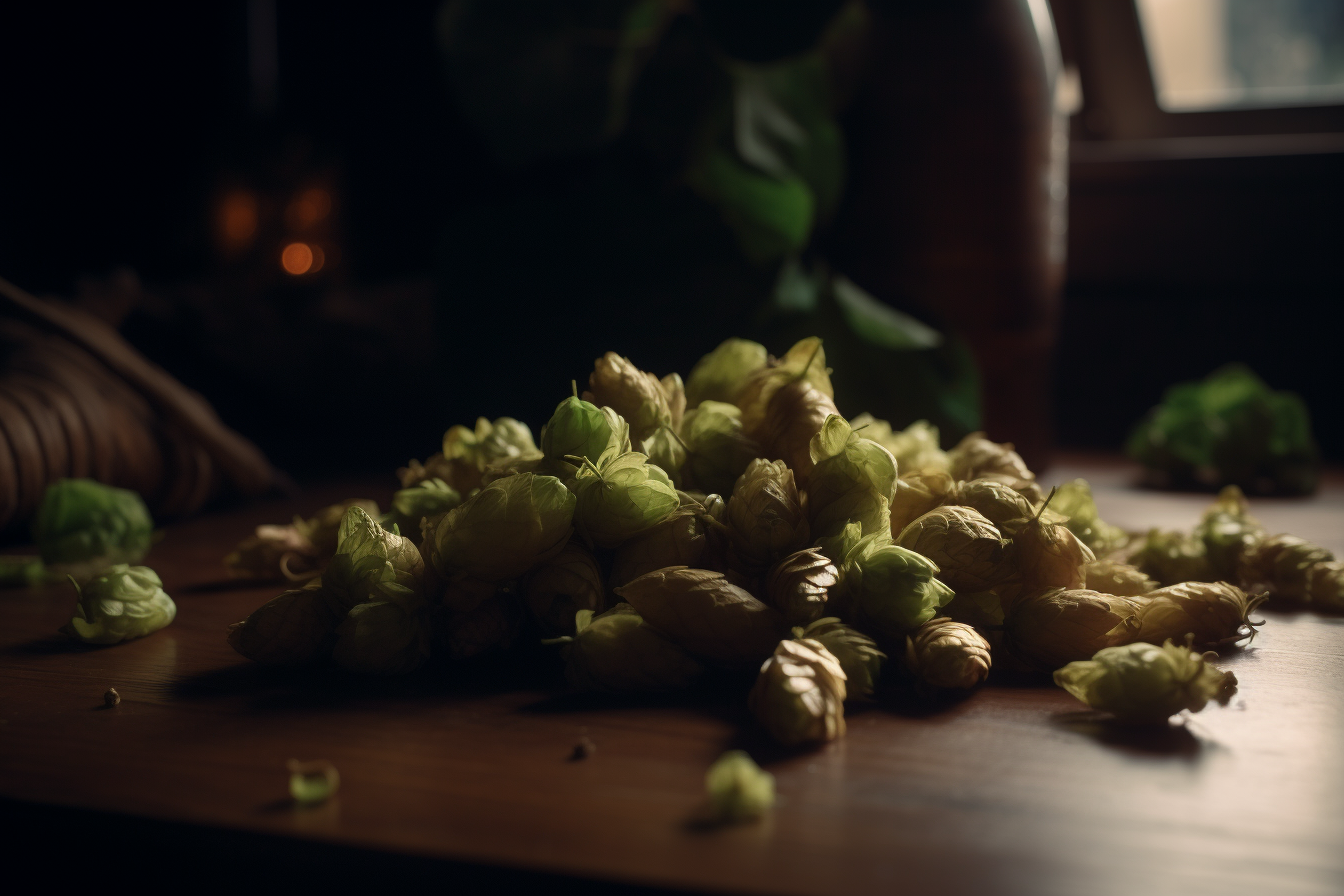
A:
896 505 1007 593
1237 533 1335 602
1004 498 1096 597
749 638 847 746
765 548 838 627
1004 588 1141 671
889 470 957 536
796 617 885 699
1133 581 1266 649
228 580 341 666
727 459 810 569
584 352 672 444
950 478 1037 528
1132 528 1213 587
1308 561 1344 610
946 432 1043 503
1084 559 1158 597
905 618 992 690
1054 639 1239 725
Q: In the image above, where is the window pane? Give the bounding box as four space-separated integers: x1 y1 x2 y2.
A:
1136 0 1344 110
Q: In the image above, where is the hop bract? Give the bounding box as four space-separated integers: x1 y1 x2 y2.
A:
541 395 630 467
807 414 899 541
749 638 847 745
424 473 575 582
571 452 680 548
839 533 954 644
1054 640 1238 724
584 352 673 443
557 605 704 693
62 564 176 645
33 479 153 581
1004 499 1095 595
905 617 992 690
610 504 720 590
849 415 950 475
797 617 885 699
766 548 838 627
705 750 775 823
951 478 1036 528
1237 533 1334 601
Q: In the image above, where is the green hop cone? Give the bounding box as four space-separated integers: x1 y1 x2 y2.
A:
807 414 899 542
705 750 775 823
640 425 688 485
1003 588 1141 671
523 541 604 637
1054 640 1238 724
609 504 723 591
423 473 575 581
554 605 704 693
726 459 810 569
1236 533 1334 601
382 479 460 537
685 338 768 408
1133 581 1265 649
947 432 1043 503
1193 485 1263 580
615 566 787 669
679 401 761 498
1051 479 1129 556
540 394 630 467
228 580 342 666
749 638 847 746
795 617 885 699
332 596 431 675
570 452 680 549
889 470 957 538
61 564 176 645
765 548 838 627
848 414 950 475
896 505 1007 593
33 478 153 581
584 352 673 443
905 617 992 690
838 533 954 645
294 499 382 559
950 478 1038 528
1307 561 1344 609
1132 528 1214 586
1084 559 1158 597
1002 492 1096 595
323 506 425 610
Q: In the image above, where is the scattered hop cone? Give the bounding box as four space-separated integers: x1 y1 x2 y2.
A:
1054 640 1238 724
228 581 341 665
1132 528 1214 586
889 470 957 537
706 750 775 823
905 617 992 690
849 415 949 475
1307 561 1344 609
1003 503 1095 596
610 504 724 590
766 548 838 627
323 506 425 611
947 432 1043 503
442 416 540 493
807 414 899 541
423 473 575 582
34 478 153 580
1050 479 1129 555
584 352 672 443
749 638 847 746
540 395 630 468
796 617 885 699
737 338 834 442
571 452 680 548
558 605 703 693
62 564 176 644
640 425 687 485
950 478 1037 528
1084 559 1158 597
679 401 761 498
523 541 604 637
1004 588 1141 671
1237 533 1334 601
1133 581 1265 648
838 533 955 645
226 522 319 583
333 597 431 675
383 479 460 536
1193 485 1263 580
751 380 839 486
727 459 810 569
896 506 1008 593
685 338 768 408
616 567 787 669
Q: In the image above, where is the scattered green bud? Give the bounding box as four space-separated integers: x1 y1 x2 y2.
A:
896 506 1007 593
905 617 992 690
749 638 847 745
287 760 340 805
1132 528 1214 586
1084 559 1158 597
616 566 786 669
796 617 885 699
442 417 540 493
1004 588 1141 671
685 338 768 408
1307 561 1344 609
524 541 604 637
766 548 838 627
227 581 342 665
556 605 704 693
1051 479 1129 556
571 452 680 548
61 564 176 645
705 750 775 823
423 473 575 581
726 459 809 569
33 478 153 581
1054 640 1238 724
1194 485 1263 580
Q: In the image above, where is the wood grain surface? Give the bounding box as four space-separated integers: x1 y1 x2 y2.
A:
2 459 1342 895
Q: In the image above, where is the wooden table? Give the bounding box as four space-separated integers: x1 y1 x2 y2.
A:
3 457 1343 895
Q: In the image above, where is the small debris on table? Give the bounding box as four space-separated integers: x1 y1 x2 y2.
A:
103 687 120 708
287 759 340 805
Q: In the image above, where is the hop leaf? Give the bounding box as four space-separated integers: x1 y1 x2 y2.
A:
748 638 847 746
705 751 775 823
686 339 769 408
423 473 576 582
571 452 680 549
896 506 1008 593
556 605 704 693
1133 581 1265 649
33 479 153 580
796 617 885 699
905 617 992 690
1004 588 1141 671
227 581 342 665
1054 640 1238 724
726 459 810 569
61 564 176 645
615 566 787 669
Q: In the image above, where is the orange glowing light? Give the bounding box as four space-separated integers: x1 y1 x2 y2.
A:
309 245 326 274
281 242 315 275
286 187 332 231
218 191 259 249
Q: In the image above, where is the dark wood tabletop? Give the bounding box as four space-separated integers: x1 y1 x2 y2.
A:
3 456 1342 895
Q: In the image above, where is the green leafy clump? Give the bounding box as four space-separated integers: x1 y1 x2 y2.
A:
33 479 153 581
61 564 176 645
1127 364 1320 495
382 479 461 538
1050 479 1129 556
705 750 775 823
1054 640 1238 724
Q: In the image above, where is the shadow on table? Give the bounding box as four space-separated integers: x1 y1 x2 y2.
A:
1049 710 1212 759
4 634 103 656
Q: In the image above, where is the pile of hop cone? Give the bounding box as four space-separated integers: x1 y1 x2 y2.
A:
228 337 1333 741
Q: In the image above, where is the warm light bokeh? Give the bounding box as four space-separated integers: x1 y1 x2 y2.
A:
218 190 259 250
281 242 315 275
285 187 332 232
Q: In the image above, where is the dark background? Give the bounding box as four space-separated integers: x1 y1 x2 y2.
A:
2 1 1341 482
